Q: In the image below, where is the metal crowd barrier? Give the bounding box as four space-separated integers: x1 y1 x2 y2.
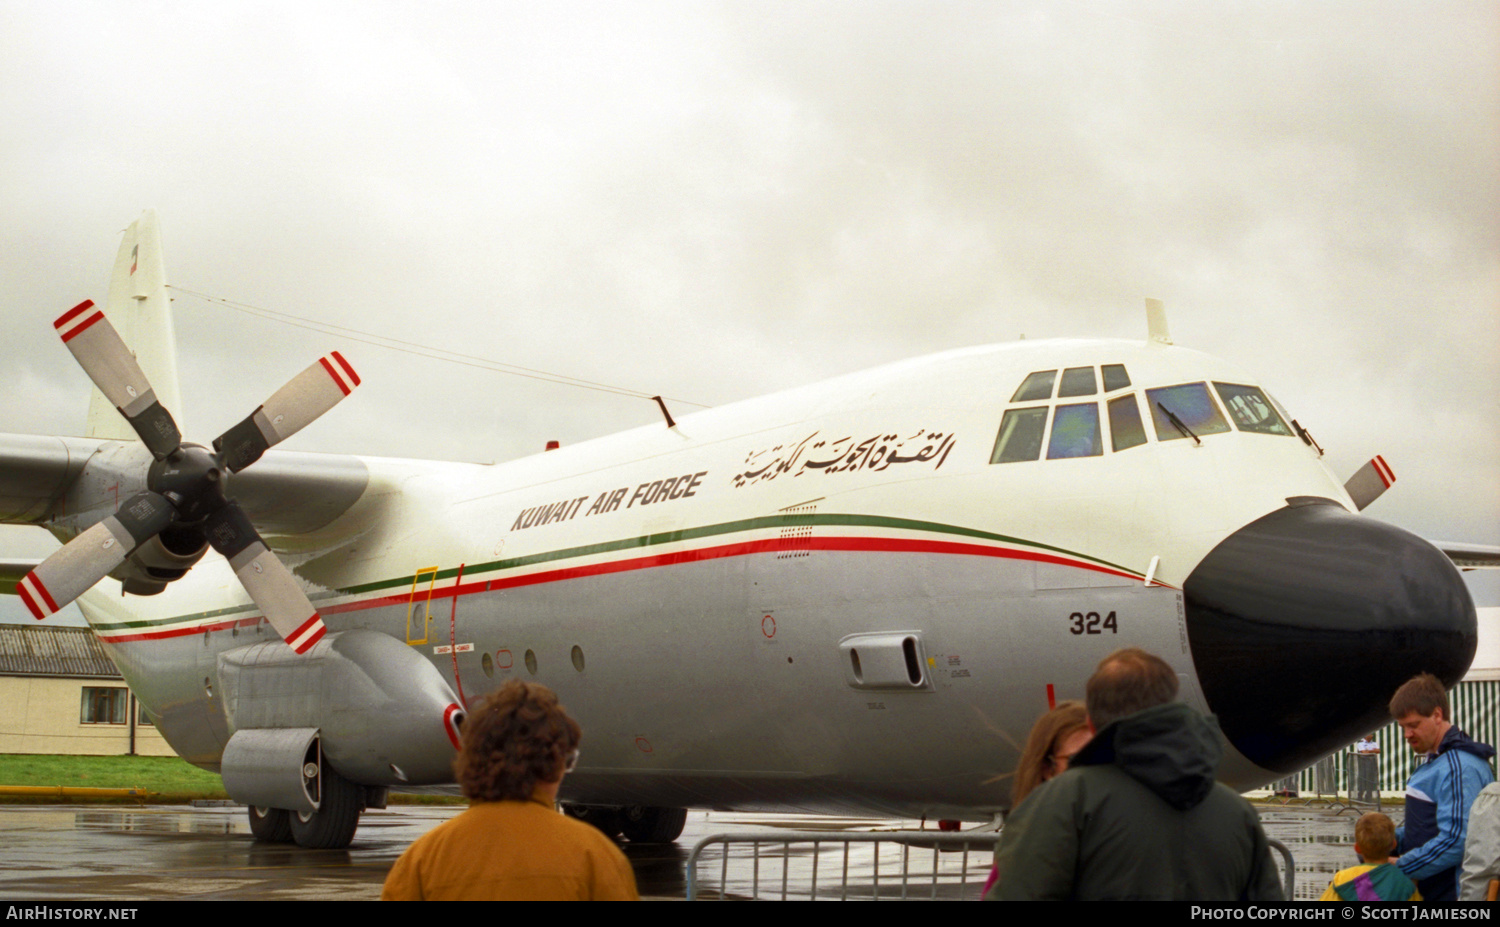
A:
684 830 1001 901
684 831 1296 900
1267 838 1296 900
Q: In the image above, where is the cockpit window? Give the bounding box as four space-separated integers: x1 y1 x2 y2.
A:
1102 364 1131 392
1146 383 1231 442
1047 403 1103 458
1057 367 1098 398
1011 370 1056 403
1213 382 1292 436
991 407 1047 463
1108 394 1147 451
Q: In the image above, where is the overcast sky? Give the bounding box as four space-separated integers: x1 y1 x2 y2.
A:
1 0 1496 624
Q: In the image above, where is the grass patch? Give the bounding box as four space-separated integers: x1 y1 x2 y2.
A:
0 754 465 805
0 754 227 802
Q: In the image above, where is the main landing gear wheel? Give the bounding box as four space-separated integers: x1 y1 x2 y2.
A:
619 806 687 844
563 804 623 840
248 805 293 843
289 767 362 849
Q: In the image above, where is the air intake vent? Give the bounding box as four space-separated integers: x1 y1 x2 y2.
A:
838 631 933 691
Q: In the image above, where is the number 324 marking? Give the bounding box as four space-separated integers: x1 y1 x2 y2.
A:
1069 611 1118 635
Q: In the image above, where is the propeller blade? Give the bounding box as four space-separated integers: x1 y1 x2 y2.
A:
1344 455 1396 511
204 502 327 654
16 491 176 619
214 352 359 472
54 301 182 459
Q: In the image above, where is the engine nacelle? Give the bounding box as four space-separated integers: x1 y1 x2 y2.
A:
216 630 464 795
221 727 321 815
117 527 210 595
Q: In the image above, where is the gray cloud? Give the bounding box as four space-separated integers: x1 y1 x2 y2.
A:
0 0 1494 617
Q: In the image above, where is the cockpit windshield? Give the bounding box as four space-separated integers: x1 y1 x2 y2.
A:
1146 383 1231 442
990 367 1295 466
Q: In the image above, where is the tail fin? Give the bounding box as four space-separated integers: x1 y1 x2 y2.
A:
85 210 183 439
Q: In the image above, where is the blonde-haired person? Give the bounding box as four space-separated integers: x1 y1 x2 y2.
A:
1320 812 1420 901
980 701 1091 896
382 680 638 901
1011 700 1091 808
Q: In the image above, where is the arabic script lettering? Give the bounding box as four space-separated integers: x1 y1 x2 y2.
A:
731 428 956 488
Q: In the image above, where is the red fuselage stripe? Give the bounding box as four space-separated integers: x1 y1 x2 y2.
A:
92 536 1152 644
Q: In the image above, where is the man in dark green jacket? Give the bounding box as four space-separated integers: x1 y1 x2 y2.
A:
985 648 1283 901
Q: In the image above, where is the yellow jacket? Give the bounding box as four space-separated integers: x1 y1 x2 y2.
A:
381 800 639 901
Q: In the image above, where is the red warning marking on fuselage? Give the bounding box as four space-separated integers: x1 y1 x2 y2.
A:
761 614 776 638
634 737 653 753
443 703 463 750
1046 683 1056 710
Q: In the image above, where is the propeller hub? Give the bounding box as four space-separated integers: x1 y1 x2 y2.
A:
147 443 227 521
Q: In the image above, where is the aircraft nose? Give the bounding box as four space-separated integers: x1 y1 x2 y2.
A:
1183 498 1476 776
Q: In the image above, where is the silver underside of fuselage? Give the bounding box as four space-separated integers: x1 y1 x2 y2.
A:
95 547 1265 820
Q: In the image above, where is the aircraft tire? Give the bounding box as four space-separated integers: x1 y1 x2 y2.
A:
619 806 688 844
289 767 362 849
563 803 622 839
248 805 293 843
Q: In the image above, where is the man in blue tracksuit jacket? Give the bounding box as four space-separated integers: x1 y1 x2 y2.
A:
1390 674 1497 902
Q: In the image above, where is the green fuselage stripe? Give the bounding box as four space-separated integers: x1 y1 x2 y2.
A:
90 512 1138 632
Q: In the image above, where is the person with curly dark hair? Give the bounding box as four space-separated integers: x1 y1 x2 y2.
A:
381 680 638 900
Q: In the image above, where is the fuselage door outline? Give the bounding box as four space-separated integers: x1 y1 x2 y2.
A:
406 566 440 645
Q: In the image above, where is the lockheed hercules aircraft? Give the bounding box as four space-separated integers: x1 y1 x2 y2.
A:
1 212 1491 848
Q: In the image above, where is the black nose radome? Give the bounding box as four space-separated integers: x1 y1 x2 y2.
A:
1184 498 1476 776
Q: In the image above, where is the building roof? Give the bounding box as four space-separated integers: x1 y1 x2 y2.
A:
0 624 121 678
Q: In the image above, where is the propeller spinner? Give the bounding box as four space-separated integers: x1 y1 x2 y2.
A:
19 300 358 655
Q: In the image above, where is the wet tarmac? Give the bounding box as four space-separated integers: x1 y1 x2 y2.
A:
0 801 1383 901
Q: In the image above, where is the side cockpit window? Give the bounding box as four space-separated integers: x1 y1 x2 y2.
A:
1214 382 1292 436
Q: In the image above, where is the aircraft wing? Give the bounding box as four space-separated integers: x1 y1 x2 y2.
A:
0 559 40 595
0 432 369 537
1432 541 1500 571
0 434 96 524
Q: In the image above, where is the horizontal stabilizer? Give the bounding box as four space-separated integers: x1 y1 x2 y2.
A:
0 559 43 596
1432 541 1500 571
